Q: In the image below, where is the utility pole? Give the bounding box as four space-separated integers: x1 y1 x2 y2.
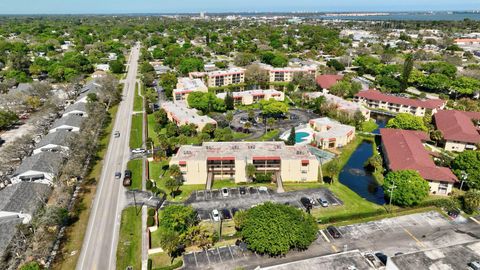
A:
460 171 468 191
388 180 397 212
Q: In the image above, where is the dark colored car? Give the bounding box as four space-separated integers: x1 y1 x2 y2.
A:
300 197 313 209
221 208 232 219
239 186 247 195
375 252 388 265
327 226 341 238
447 209 460 219
124 170 132 178
115 172 121 179
123 170 132 187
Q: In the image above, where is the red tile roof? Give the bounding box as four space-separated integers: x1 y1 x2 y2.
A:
434 110 480 144
380 128 458 183
316 75 344 89
355 89 445 109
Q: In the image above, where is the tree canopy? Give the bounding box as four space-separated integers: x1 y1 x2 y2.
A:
158 205 197 234
239 202 317 256
384 170 430 206
451 151 480 190
260 99 289 116
386 113 428 131
187 92 226 113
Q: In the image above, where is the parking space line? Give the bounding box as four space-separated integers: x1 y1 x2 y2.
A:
205 249 211 264
403 228 426 248
227 245 235 261
193 251 198 267
217 248 223 263
375 223 386 233
470 217 480 225
331 244 338 252
319 230 330 243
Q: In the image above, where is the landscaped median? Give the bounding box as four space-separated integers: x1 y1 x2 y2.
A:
117 207 142 270
130 113 143 149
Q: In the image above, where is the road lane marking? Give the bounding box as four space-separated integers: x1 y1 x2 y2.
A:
319 230 330 243
403 228 426 248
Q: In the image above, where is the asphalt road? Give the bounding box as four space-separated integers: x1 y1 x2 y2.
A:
76 43 140 270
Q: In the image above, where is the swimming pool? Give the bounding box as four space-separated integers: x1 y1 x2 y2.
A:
295 132 310 143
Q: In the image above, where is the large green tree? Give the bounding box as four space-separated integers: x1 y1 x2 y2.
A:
384 170 430 206
260 99 288 116
451 151 480 190
159 205 197 234
386 113 428 131
240 202 317 256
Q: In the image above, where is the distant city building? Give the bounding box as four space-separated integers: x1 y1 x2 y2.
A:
170 141 319 185
309 118 356 149
173 77 208 103
216 89 284 105
161 101 216 132
380 128 458 195
434 110 480 152
304 91 370 120
354 89 445 116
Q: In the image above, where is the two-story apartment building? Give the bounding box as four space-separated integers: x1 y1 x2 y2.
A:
354 89 445 116
170 141 319 185
216 89 284 105
434 110 480 152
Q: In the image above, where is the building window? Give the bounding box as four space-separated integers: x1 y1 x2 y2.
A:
232 73 241 84
215 76 225 86
274 72 284 82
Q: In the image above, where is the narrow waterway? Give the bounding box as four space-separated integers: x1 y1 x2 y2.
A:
372 113 391 134
339 141 385 205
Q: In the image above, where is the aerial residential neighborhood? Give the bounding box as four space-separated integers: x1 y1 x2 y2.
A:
0 1 480 270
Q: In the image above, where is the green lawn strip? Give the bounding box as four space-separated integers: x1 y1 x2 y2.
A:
117 207 142 270
149 252 183 270
147 114 160 146
133 82 144 112
54 105 119 270
127 159 143 190
130 113 143 149
361 120 379 133
232 131 250 140
256 129 280 141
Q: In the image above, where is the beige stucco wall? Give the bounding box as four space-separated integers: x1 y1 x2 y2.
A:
428 180 453 196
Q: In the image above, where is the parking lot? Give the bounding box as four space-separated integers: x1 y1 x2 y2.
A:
185 187 343 220
182 211 480 270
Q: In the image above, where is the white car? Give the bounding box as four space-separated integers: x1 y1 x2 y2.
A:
222 188 229 197
132 148 146 154
212 209 221 222
258 186 268 192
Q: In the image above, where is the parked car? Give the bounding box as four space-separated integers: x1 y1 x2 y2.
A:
212 209 221 222
300 197 313 209
239 186 246 195
375 252 388 265
309 197 316 205
318 198 329 207
327 226 341 238
115 172 121 179
124 170 132 179
258 186 268 192
132 148 146 154
221 208 232 219
468 261 480 270
447 209 460 219
222 188 229 197
123 170 132 187
114 131 120 138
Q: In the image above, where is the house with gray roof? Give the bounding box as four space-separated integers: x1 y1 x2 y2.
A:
10 152 64 185
0 182 52 261
33 130 73 155
77 80 102 103
62 102 88 117
8 83 32 95
49 114 84 133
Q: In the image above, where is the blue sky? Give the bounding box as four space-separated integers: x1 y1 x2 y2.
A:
0 0 478 14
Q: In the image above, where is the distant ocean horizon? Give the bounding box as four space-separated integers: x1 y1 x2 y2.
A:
315 12 480 21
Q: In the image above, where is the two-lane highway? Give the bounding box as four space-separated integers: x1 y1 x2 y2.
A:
77 43 141 270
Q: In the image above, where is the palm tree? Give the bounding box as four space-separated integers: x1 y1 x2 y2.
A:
226 111 234 129
246 164 256 182
325 160 340 184
244 121 252 133
266 117 276 132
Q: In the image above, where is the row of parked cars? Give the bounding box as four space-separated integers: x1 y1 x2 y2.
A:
211 207 239 222
300 196 329 209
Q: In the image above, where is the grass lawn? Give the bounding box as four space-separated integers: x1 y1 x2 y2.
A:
257 129 280 141
147 114 160 146
149 252 183 270
54 106 119 270
133 83 143 112
361 120 379 133
149 160 203 202
127 159 143 190
117 207 142 270
232 131 250 140
130 113 143 149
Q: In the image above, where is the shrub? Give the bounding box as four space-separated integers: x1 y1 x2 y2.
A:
146 180 153 190
254 173 272 183
147 259 152 270
147 216 155 227
148 208 156 217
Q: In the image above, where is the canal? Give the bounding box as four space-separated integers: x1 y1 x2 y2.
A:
339 141 386 205
371 113 391 134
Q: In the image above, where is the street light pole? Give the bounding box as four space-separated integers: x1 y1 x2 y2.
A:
460 171 468 191
388 180 396 212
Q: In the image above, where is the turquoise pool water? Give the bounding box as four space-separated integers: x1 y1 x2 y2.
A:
295 132 309 143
